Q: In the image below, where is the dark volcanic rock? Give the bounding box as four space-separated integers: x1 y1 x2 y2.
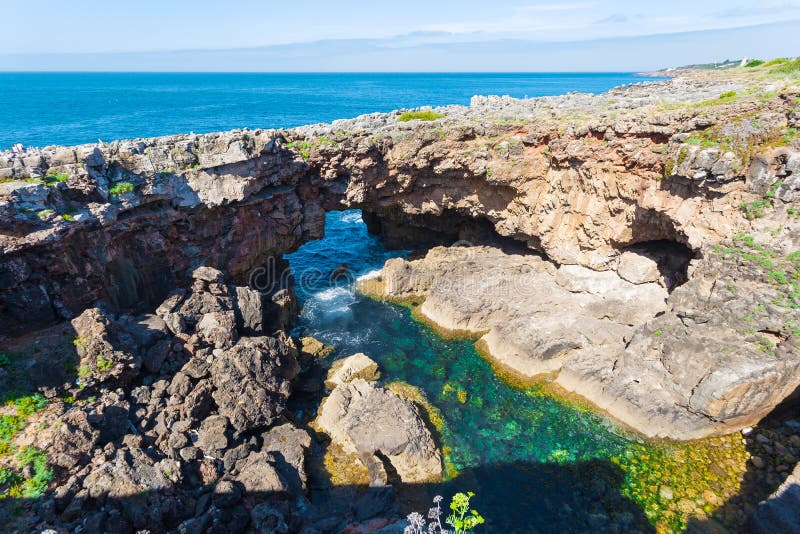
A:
210 334 299 435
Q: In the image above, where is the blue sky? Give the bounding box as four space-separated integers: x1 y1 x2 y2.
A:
0 1 798 70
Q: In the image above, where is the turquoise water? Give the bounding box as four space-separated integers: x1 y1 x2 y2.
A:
286 211 656 532
0 72 651 148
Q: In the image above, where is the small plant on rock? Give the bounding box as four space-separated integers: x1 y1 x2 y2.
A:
108 182 134 196
398 110 445 122
96 356 114 373
404 493 484 534
447 492 485 534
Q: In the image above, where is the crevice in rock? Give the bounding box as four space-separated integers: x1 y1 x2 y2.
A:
361 208 530 255
619 239 694 291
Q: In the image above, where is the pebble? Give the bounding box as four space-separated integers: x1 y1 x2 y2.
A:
659 486 674 501
785 420 800 429
751 455 765 469
756 433 771 445
790 435 800 448
741 426 754 436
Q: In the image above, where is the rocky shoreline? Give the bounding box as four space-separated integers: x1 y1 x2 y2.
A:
1 65 800 531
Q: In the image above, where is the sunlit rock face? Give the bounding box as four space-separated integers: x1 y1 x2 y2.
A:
1 70 799 445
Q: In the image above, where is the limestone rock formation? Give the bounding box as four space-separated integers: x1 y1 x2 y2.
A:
364 240 800 440
316 378 442 484
325 352 381 389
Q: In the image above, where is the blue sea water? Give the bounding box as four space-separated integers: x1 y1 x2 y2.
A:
0 72 650 148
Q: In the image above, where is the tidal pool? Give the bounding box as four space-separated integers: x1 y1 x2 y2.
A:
286 211 748 533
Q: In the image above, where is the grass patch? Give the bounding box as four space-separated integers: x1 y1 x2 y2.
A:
715 233 800 311
96 356 113 373
772 57 800 74
108 182 134 196
0 447 53 499
397 110 445 122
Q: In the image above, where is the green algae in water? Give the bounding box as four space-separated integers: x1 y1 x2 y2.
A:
287 211 748 532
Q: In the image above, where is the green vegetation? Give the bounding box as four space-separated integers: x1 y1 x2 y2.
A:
0 354 9 368
36 209 54 220
740 199 770 220
447 492 485 533
715 233 800 311
699 91 738 107
12 394 48 419
397 110 445 122
286 140 313 160
96 356 114 373
0 447 53 499
745 60 765 68
60 213 75 222
44 170 69 185
108 182 134 196
774 57 800 74
739 181 782 220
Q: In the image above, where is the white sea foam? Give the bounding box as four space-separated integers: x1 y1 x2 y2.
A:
357 269 382 281
314 286 353 302
341 212 363 224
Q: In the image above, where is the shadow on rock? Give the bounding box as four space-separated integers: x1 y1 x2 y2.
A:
0 456 655 534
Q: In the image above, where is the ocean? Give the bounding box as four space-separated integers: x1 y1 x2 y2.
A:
0 72 651 149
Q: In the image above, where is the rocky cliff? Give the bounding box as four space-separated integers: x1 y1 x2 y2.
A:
2 66 800 532
1 69 799 440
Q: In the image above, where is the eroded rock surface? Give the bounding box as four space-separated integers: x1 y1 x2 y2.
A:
363 240 800 440
317 378 442 484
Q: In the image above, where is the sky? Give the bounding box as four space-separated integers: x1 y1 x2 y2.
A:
0 1 798 70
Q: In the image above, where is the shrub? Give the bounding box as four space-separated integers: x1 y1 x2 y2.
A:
1 447 53 499
0 354 9 368
108 182 134 196
773 57 800 74
719 91 737 100
0 414 26 444
398 110 445 122
745 60 764 68
96 356 114 373
13 394 48 418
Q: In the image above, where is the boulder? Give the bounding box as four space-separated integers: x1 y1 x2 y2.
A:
316 379 442 484
234 451 291 495
300 336 334 359
71 307 142 386
617 251 661 285
261 423 312 490
325 353 381 389
192 266 225 283
197 414 229 456
210 335 299 434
